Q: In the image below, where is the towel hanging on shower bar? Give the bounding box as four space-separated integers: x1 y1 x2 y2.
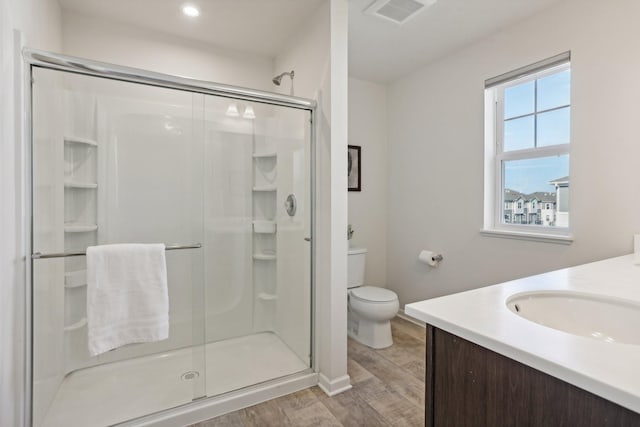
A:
86 243 169 356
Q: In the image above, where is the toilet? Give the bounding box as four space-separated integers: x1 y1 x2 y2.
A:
347 247 399 349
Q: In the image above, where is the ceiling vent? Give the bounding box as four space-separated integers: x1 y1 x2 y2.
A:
364 0 436 25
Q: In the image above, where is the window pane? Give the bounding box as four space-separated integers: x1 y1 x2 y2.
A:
502 155 569 227
504 81 534 119
537 69 570 111
503 116 534 151
537 107 570 147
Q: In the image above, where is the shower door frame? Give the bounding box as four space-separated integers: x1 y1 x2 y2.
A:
23 48 317 427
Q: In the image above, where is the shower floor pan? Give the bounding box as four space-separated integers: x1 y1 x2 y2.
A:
41 332 308 427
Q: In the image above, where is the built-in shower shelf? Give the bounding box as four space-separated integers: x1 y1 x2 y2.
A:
258 293 277 301
252 185 277 192
65 270 87 288
253 220 276 234
64 317 87 332
253 253 277 261
64 223 98 233
64 136 98 147
64 181 98 189
252 152 277 159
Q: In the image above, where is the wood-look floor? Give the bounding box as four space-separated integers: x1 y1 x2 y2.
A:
192 317 425 427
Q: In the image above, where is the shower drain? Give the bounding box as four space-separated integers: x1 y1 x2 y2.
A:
181 371 200 381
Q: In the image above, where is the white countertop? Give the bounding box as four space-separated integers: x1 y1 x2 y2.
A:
405 254 640 414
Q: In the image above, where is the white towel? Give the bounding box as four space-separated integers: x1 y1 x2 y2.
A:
86 243 169 356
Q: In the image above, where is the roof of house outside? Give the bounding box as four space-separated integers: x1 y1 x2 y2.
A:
504 189 556 203
528 192 556 203
548 176 569 184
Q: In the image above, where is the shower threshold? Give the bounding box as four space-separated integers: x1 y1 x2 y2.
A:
40 332 308 427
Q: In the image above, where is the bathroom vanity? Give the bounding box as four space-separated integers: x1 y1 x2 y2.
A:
405 255 640 426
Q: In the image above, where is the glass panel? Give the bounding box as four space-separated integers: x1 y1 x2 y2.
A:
537 69 570 111
504 80 534 119
31 68 206 427
203 96 311 397
537 107 570 147
502 155 569 227
503 115 534 151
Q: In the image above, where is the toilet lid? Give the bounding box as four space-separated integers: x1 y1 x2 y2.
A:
350 286 397 303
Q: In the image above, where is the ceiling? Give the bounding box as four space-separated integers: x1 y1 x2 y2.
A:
349 0 564 82
58 0 324 58
59 0 564 83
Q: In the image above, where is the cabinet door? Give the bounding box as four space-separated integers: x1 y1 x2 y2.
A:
427 326 640 427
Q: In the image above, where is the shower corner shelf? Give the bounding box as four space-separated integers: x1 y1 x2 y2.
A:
64 317 87 332
252 185 277 192
258 292 277 301
64 223 98 233
253 253 277 261
64 181 98 189
253 220 276 234
252 152 277 159
64 269 87 288
64 136 98 147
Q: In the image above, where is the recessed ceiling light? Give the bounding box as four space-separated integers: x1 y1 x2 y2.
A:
182 4 200 18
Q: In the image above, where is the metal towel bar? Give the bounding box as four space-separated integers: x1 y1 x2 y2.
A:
31 243 202 260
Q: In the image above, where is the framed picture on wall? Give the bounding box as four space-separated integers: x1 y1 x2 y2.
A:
348 145 361 191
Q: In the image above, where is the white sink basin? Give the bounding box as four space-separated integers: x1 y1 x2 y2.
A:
506 291 640 345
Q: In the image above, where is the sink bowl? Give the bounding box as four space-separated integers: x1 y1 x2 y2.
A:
506 291 640 345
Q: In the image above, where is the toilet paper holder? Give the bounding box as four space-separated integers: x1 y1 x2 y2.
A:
419 250 443 266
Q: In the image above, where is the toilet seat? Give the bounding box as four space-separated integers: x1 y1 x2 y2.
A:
350 286 397 303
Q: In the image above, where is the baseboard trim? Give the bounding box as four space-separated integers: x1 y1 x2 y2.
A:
318 373 352 396
396 309 426 328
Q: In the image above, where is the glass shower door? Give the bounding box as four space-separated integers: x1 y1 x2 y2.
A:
30 61 315 426
202 95 312 397
31 68 207 427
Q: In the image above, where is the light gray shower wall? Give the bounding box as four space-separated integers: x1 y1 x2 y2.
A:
57 6 311 350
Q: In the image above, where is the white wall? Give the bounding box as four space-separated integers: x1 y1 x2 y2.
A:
274 0 351 395
387 0 640 308
61 10 274 91
348 77 388 287
273 2 328 99
1 0 62 425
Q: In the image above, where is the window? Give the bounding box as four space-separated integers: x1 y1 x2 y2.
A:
483 52 571 242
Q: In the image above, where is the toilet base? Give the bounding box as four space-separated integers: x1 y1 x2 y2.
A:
347 306 393 349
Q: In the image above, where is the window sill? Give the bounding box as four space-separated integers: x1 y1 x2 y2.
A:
480 229 573 245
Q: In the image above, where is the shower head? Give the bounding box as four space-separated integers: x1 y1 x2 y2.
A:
272 70 295 86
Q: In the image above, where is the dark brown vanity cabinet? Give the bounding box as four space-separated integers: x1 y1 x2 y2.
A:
425 325 640 426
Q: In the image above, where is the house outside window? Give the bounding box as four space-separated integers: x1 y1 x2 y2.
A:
483 52 572 242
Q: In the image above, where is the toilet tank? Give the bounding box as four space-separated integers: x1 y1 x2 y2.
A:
347 247 368 288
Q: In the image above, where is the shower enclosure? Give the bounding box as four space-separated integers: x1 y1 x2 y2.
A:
27 50 315 426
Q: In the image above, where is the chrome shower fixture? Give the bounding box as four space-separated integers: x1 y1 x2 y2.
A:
272 70 295 86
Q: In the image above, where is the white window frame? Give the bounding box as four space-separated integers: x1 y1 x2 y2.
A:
482 53 573 244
